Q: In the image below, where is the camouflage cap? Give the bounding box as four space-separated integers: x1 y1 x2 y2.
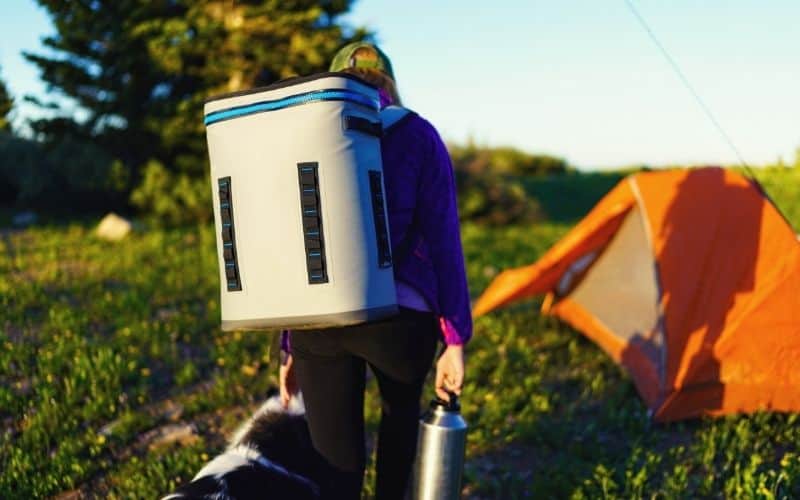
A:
329 42 396 82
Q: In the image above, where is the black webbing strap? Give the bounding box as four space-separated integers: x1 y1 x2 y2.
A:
343 115 382 138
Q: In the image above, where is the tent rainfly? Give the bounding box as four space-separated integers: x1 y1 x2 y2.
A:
473 167 800 421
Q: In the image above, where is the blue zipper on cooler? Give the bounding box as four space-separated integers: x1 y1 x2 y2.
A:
204 88 379 126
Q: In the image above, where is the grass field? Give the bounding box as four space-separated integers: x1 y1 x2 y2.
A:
2 166 799 499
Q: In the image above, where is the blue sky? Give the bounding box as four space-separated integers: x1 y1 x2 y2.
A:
2 1 798 169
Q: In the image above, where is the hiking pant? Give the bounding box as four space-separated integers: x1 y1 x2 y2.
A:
290 307 439 500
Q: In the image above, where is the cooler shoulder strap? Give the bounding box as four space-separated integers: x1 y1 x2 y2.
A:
380 105 414 134
379 105 419 266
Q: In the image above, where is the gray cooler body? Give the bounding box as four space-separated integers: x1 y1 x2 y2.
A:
204 73 398 331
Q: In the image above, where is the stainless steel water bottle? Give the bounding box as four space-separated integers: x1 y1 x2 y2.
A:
411 391 468 500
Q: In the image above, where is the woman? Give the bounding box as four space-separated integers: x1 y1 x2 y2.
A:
279 42 472 499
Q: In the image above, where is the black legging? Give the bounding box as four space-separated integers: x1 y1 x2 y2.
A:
291 307 439 500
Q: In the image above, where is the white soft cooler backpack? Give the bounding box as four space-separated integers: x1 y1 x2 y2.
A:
204 73 410 330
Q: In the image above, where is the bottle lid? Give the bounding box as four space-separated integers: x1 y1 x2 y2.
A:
431 390 460 412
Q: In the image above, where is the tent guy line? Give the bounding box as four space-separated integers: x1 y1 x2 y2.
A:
623 0 754 175
622 0 798 232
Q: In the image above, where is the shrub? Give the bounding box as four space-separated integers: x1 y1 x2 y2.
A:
456 170 545 225
449 142 570 176
0 133 128 210
130 160 212 226
448 142 556 225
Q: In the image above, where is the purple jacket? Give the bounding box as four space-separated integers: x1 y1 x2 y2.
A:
282 103 472 351
380 110 472 345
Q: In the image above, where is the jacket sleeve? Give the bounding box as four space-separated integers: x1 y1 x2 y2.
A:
416 123 473 345
280 329 291 354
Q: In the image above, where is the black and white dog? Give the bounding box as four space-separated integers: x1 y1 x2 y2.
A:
162 392 322 499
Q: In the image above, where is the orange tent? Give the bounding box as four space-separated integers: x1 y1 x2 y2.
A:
473 167 800 421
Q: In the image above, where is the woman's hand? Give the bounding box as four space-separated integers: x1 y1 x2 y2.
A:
279 352 299 408
435 344 464 403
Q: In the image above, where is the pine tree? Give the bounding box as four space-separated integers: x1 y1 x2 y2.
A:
0 67 12 132
25 1 366 220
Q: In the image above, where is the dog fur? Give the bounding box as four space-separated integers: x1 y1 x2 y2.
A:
162 392 322 500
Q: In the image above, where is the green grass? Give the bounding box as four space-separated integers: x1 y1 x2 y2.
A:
2 166 799 499
748 165 800 232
